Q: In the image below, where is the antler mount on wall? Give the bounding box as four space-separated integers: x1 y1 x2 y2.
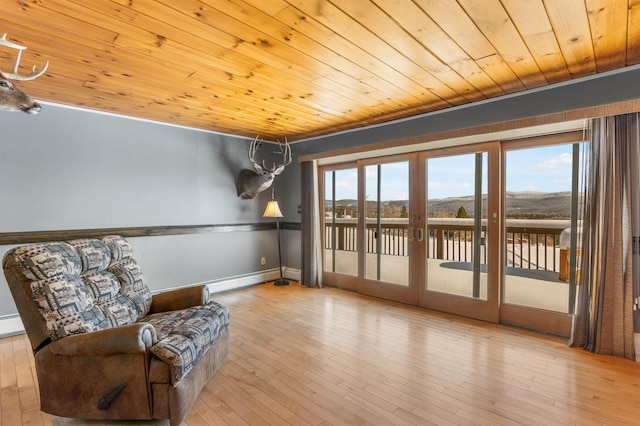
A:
0 33 49 114
235 136 292 200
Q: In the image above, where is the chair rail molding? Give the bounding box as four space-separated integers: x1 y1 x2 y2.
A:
0 222 302 245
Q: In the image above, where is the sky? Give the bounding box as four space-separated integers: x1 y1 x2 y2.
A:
326 143 583 201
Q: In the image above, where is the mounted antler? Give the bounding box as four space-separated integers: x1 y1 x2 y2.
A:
236 136 292 199
0 34 48 114
0 33 49 80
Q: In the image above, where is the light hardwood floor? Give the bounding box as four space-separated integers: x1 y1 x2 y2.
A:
2 283 640 425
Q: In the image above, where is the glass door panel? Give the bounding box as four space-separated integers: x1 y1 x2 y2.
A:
503 143 582 314
323 168 358 277
364 161 410 286
426 152 488 299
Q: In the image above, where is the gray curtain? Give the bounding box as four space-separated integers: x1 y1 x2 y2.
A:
570 113 639 359
300 161 318 287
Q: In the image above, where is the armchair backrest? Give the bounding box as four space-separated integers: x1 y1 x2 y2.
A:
3 235 152 352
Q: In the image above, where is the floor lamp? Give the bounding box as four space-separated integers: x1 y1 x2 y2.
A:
263 189 289 286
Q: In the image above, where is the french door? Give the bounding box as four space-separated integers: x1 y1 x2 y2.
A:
419 143 500 323
357 155 420 304
321 148 496 313
320 132 584 335
321 154 420 303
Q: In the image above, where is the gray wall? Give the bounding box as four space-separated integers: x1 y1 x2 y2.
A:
0 105 289 316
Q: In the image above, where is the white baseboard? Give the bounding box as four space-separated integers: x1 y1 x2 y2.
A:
205 267 301 293
0 267 302 338
0 315 25 337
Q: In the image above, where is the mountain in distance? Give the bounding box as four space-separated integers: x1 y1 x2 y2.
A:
430 191 579 219
332 191 582 219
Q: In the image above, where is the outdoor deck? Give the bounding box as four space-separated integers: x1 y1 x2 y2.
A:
325 251 570 313
324 218 575 313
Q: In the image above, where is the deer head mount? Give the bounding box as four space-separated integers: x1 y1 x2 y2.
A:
0 33 49 114
236 136 292 199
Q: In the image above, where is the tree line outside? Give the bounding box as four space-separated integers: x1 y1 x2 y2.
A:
329 201 467 219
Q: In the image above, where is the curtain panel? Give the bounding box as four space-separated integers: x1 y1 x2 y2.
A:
570 113 640 360
300 160 322 288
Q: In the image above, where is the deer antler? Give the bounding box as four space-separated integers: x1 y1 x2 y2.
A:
248 135 267 172
0 34 48 80
247 135 292 174
275 138 292 169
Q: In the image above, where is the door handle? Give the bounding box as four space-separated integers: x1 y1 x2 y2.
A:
417 228 424 241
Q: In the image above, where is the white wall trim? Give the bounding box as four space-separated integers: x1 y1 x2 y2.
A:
0 267 302 338
202 267 301 294
0 315 25 337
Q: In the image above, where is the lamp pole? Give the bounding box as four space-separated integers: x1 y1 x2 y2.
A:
274 217 288 286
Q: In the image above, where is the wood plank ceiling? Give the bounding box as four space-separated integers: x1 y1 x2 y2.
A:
1 0 639 141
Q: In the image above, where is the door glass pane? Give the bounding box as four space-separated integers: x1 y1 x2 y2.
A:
323 169 358 276
364 162 409 286
504 143 581 312
426 153 488 299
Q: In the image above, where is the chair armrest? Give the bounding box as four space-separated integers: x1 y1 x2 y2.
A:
46 323 157 356
148 285 209 314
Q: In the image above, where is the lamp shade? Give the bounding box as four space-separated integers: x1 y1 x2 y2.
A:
262 200 283 218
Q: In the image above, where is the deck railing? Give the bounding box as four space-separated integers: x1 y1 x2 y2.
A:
324 218 572 273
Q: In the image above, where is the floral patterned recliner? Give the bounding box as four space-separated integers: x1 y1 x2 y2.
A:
2 235 230 426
